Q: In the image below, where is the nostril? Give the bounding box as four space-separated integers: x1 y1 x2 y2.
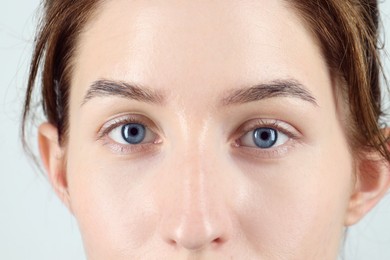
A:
166 234 225 251
212 237 222 244
167 238 177 247
210 237 225 249
161 214 231 251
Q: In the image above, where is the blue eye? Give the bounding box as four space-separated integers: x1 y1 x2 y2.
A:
108 121 156 145
253 128 278 148
239 126 289 149
121 123 146 144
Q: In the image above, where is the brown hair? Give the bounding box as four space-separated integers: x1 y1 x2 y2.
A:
22 0 390 162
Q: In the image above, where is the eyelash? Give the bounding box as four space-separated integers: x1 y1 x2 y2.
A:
236 119 299 140
98 115 147 139
97 115 300 157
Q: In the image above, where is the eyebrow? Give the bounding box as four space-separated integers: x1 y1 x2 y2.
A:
82 78 318 107
221 79 318 107
82 79 165 106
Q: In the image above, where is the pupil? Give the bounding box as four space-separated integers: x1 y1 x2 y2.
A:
130 127 139 136
260 131 270 140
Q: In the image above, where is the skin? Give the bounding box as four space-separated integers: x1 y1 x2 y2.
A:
38 0 390 259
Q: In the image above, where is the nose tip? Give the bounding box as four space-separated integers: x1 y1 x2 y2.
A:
159 190 232 251
166 218 228 251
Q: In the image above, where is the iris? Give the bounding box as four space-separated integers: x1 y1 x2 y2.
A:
253 128 278 148
121 123 146 144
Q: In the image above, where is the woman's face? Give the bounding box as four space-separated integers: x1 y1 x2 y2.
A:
60 0 356 258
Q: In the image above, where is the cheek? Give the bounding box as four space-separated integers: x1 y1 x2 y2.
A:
65 145 161 257
237 140 353 256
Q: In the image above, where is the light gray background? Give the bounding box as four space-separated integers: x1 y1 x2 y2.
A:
1 1 389 259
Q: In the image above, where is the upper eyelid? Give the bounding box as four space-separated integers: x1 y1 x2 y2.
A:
237 119 298 137
242 119 280 130
97 115 152 140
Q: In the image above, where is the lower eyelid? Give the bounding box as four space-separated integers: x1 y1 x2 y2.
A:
101 138 161 155
231 139 296 159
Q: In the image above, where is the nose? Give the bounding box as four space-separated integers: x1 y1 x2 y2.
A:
165 206 228 251
158 151 232 251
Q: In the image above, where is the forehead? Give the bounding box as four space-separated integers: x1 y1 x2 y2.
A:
71 0 331 108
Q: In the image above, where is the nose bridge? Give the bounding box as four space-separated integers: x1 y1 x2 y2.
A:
158 115 232 250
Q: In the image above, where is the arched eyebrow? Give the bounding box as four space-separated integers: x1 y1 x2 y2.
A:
221 79 318 107
82 79 166 106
